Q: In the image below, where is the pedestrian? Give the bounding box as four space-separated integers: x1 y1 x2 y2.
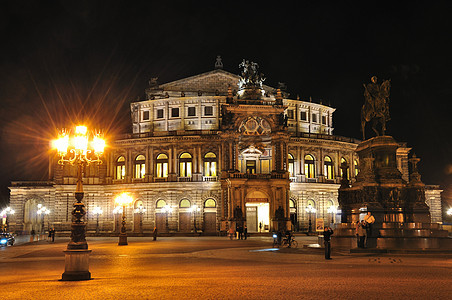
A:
238 225 243 240
244 226 247 240
354 221 360 248
356 220 366 248
364 211 375 237
48 228 52 241
153 226 158 241
30 229 36 242
228 226 235 240
323 226 334 259
259 222 263 233
51 228 55 242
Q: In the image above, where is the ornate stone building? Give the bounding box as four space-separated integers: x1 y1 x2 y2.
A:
8 58 443 235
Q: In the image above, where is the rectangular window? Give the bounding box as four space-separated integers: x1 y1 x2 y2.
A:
204 106 213 116
116 165 125 180
312 113 318 123
157 109 164 119
261 160 270 174
171 107 179 118
300 111 307 121
143 111 150 121
287 110 294 119
156 163 168 177
322 115 327 125
188 107 196 116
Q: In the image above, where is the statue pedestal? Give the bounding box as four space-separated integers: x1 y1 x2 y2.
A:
335 136 451 250
61 249 92 281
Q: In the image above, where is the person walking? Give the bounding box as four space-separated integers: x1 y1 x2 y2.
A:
30 229 36 242
323 226 334 259
153 226 158 241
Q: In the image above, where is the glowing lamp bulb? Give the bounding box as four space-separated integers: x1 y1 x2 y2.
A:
115 193 134 207
53 134 69 154
92 135 106 154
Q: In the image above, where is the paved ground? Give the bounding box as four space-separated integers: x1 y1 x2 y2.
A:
1 235 451 299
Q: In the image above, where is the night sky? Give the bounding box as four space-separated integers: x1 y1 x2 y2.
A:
1 1 452 207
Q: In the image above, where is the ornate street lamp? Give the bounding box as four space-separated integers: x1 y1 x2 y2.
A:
162 204 173 232
305 204 316 234
115 193 134 245
37 204 50 235
1 207 15 232
92 206 103 235
52 125 105 281
190 204 201 233
327 206 337 224
134 204 146 233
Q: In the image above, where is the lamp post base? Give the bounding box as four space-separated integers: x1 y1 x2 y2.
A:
118 233 128 245
61 249 92 281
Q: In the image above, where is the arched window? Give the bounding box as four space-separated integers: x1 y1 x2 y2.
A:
288 153 295 177
304 154 315 178
340 157 349 179
324 156 334 179
156 154 168 178
354 159 359 177
179 152 192 177
116 156 126 180
156 199 167 208
134 155 146 179
203 152 217 177
289 199 296 208
204 198 216 208
179 199 191 208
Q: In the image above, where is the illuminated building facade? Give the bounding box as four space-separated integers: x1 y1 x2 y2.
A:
8 58 443 235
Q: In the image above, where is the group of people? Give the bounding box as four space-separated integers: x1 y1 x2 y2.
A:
355 212 375 248
228 225 248 240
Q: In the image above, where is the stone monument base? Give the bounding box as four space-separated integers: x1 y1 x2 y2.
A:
333 222 452 250
61 249 92 281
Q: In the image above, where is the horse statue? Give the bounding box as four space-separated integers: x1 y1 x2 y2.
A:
361 76 391 140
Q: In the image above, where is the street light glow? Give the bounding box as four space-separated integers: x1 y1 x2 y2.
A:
115 193 134 207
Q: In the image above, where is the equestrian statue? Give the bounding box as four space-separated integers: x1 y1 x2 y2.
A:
361 76 391 140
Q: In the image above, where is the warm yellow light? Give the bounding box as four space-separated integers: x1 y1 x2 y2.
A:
73 135 88 152
52 135 69 154
75 125 87 135
92 135 106 154
115 193 134 207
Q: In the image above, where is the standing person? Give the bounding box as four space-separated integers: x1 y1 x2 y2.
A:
51 228 55 242
323 227 334 259
364 211 375 237
153 226 158 241
357 220 366 248
237 225 243 240
244 226 248 240
48 228 52 241
228 226 235 240
259 222 263 233
30 229 35 242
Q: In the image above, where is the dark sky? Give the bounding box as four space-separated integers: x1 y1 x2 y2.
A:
1 1 452 206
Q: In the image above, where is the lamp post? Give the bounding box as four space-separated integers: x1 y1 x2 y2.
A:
92 206 103 235
305 204 316 234
134 204 146 233
115 193 134 245
327 206 337 225
1 207 15 232
190 204 201 233
162 205 173 232
53 125 105 281
37 204 50 236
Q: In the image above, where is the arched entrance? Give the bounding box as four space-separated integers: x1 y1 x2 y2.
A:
245 191 270 233
203 198 217 234
23 197 44 234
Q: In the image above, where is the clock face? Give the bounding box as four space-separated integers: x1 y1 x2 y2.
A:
239 117 271 135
